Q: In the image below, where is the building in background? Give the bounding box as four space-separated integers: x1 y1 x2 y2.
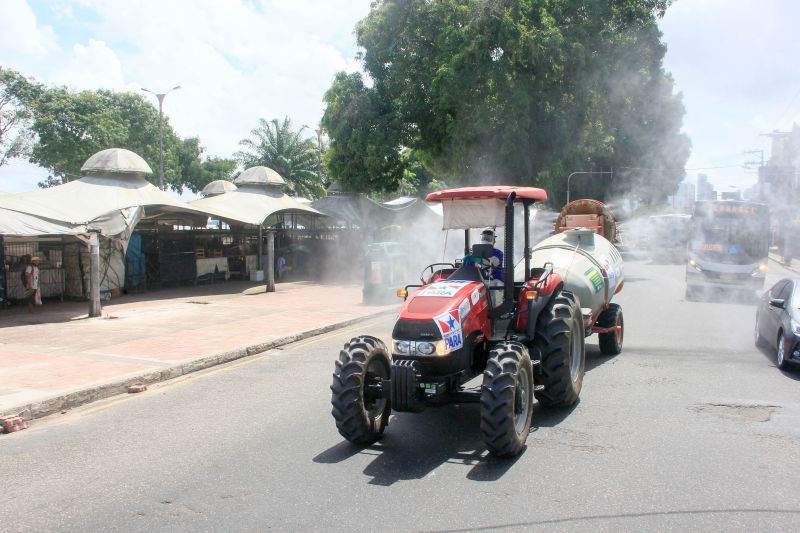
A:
696 173 716 201
668 180 696 212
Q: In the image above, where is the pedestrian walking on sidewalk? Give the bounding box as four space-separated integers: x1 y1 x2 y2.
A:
24 256 42 312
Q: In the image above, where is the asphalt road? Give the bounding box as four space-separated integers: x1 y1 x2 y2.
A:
2 257 800 532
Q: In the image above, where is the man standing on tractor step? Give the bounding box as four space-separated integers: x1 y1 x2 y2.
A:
479 228 504 282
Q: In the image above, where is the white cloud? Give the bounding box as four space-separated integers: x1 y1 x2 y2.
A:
0 0 372 191
52 39 126 91
0 0 57 61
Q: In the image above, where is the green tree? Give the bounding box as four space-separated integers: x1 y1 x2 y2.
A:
236 117 325 199
323 0 689 205
1 70 230 192
176 137 237 193
321 72 406 193
0 68 42 167
26 87 180 186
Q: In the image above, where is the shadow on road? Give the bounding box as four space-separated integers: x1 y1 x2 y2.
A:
755 344 800 381
584 345 617 373
313 397 575 485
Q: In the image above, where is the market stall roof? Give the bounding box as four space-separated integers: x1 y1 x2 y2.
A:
189 166 322 226
200 180 237 197
0 148 209 236
0 207 84 236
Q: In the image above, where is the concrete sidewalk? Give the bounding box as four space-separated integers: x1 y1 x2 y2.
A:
0 280 398 421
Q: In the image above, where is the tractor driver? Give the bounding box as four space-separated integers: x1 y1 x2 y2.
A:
478 228 504 282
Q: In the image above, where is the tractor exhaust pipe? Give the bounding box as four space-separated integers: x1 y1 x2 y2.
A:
504 192 515 305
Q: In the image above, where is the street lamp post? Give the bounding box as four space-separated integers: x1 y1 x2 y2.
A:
141 85 181 190
566 170 614 204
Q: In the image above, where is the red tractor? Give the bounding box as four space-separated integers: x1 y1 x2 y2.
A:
330 186 586 457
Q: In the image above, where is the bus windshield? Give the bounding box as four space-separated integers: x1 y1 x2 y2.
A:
689 202 770 265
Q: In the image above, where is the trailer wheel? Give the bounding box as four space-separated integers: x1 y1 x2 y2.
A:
598 303 624 356
480 342 533 458
330 335 391 445
532 290 585 407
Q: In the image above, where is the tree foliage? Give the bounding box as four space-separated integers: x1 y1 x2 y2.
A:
0 68 41 167
322 0 690 205
0 68 235 191
236 117 325 199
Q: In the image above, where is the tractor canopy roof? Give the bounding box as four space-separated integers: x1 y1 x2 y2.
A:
425 186 547 230
425 186 547 203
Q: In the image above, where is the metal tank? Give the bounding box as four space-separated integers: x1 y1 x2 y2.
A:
516 228 624 322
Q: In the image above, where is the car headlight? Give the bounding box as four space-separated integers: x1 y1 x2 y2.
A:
689 259 703 272
792 320 800 335
751 263 768 277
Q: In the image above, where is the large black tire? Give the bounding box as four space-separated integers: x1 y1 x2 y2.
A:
597 303 624 356
330 336 391 445
480 342 534 458
776 331 791 371
532 290 585 407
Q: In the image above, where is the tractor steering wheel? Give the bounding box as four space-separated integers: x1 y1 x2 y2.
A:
419 263 455 284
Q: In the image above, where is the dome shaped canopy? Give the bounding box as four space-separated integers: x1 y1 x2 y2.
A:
80 148 153 175
234 166 286 187
201 180 237 197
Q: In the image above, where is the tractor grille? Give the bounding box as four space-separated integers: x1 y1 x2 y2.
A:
392 319 442 340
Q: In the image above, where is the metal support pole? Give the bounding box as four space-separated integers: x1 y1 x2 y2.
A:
157 95 165 191
257 226 263 271
464 229 470 257
523 201 531 279
266 231 275 293
88 231 101 317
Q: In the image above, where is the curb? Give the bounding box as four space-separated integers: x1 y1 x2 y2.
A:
2 306 398 423
768 254 800 274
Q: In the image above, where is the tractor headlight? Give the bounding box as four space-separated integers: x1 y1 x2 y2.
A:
416 342 436 355
392 339 449 356
394 340 411 355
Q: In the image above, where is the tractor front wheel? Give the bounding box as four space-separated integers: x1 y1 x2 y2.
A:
330 336 391 445
532 290 585 407
480 342 534 458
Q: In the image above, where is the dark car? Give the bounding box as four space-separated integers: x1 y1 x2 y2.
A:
755 278 800 370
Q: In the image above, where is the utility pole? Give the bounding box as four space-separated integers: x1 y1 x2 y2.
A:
566 170 614 204
141 85 181 190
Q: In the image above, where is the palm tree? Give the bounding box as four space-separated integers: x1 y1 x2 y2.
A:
235 117 325 199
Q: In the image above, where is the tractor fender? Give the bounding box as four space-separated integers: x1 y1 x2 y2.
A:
526 274 564 339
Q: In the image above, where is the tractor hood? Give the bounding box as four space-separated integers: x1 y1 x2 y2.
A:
400 280 485 321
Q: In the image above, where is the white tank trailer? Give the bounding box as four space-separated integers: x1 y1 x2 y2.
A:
515 228 625 353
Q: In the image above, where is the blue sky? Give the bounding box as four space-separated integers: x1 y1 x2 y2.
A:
1 0 798 198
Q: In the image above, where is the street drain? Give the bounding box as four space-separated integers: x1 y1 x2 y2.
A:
187 301 210 305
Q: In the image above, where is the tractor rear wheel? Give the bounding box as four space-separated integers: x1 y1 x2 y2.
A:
480 342 533 458
532 290 585 407
330 335 391 445
598 303 624 355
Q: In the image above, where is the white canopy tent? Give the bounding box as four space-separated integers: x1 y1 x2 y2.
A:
189 166 325 291
0 148 211 315
190 166 321 226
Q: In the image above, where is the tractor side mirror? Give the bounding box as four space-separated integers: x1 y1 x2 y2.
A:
769 298 785 309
